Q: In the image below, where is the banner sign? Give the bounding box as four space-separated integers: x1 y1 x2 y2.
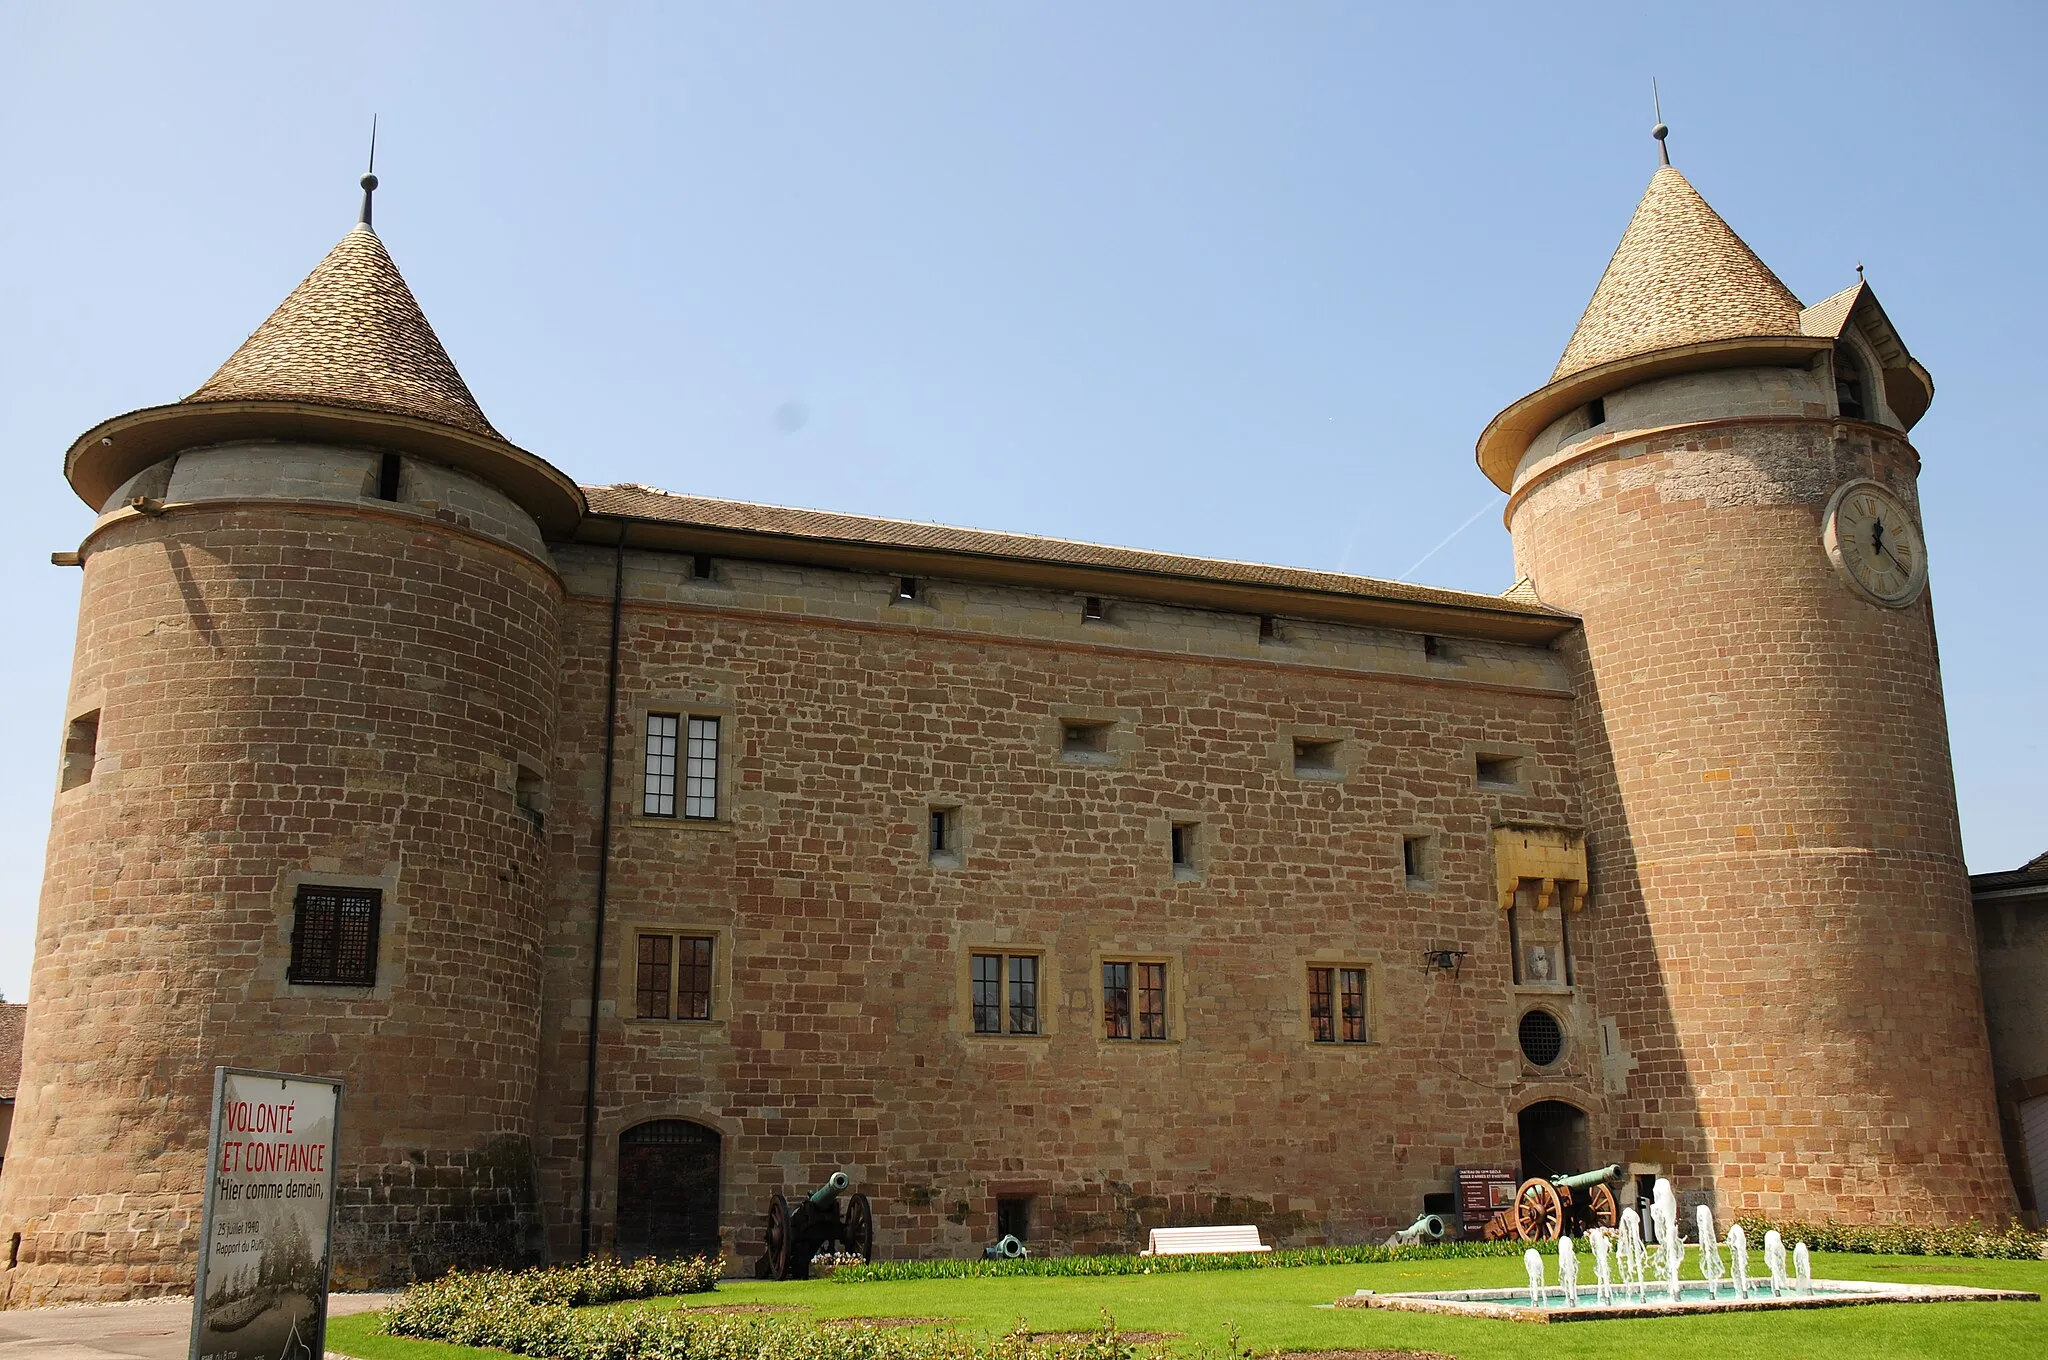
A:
1455 1166 1519 1236
190 1068 343 1360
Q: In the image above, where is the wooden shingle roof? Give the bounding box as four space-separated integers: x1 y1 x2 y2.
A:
185 224 501 440
1553 166 1804 381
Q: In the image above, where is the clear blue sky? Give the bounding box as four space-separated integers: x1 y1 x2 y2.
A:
2 2 2041 1000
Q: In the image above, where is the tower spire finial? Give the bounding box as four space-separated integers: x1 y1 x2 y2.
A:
1652 79 1670 166
359 116 379 228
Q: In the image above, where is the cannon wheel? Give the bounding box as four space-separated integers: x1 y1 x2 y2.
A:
1514 1178 1563 1242
1585 1182 1619 1231
764 1192 794 1280
844 1192 875 1262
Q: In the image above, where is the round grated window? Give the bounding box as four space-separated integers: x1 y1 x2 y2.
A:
1518 1009 1565 1067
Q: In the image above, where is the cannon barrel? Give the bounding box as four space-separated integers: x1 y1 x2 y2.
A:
983 1234 1027 1260
806 1171 853 1206
1403 1214 1446 1242
1552 1163 1623 1190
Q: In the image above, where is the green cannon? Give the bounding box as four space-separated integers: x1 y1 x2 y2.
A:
1511 1163 1623 1241
756 1172 874 1279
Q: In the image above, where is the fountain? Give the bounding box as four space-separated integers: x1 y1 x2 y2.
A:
1652 1179 1684 1301
1695 1204 1724 1298
1336 1177 2039 1322
1618 1207 1647 1302
1763 1229 1788 1298
1589 1227 1615 1306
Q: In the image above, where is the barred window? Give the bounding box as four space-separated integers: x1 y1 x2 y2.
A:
684 717 720 819
644 714 679 816
636 932 715 1021
288 885 380 986
972 953 1040 1035
1104 960 1167 1041
1309 966 1369 1044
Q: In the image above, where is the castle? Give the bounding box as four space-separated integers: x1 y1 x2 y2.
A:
0 139 2019 1303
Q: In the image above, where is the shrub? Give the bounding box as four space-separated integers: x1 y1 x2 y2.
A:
831 1239 1554 1283
384 1254 722 1342
1732 1216 2048 1261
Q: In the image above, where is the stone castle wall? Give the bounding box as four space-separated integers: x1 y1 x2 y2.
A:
1509 405 2013 1222
530 545 1598 1262
0 491 562 1304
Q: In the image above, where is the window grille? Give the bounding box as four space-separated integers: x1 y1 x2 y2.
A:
644 714 679 816
288 885 380 986
637 932 715 1021
1309 967 1335 1043
684 717 720 819
1340 967 1367 1042
637 934 673 1019
972 953 1039 1035
1104 960 1166 1041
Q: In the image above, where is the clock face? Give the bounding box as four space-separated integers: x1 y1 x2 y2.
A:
1822 480 1928 607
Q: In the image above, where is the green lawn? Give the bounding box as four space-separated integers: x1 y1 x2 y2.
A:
327 1252 2048 1360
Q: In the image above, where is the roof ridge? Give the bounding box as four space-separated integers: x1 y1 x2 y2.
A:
1553 165 1804 381
185 224 502 441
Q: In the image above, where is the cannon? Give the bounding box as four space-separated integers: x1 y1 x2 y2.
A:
753 1171 876 1279
1383 1213 1447 1247
1510 1163 1623 1242
983 1233 1028 1260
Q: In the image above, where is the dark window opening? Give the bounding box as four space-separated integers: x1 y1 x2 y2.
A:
1403 835 1429 885
996 1195 1032 1242
376 452 402 502
288 885 381 986
692 554 715 580
1061 721 1111 757
1476 755 1519 788
1082 596 1105 621
1293 738 1340 776
896 576 919 601
972 953 1039 1035
1258 614 1277 641
516 764 545 829
930 807 955 860
1517 1100 1589 1182
1835 345 1868 420
1586 397 1606 428
1519 1008 1565 1067
60 710 99 791
1170 822 1196 872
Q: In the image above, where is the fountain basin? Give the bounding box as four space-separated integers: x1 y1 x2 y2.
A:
1336 1280 2038 1324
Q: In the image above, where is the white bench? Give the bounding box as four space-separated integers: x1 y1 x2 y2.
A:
1139 1225 1272 1257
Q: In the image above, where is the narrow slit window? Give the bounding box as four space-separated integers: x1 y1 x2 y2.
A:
1082 596 1105 621
1403 834 1430 886
1170 823 1193 870
930 807 954 861
692 554 715 580
1259 614 1277 641
60 710 100 791
1586 397 1606 428
288 885 381 987
376 451 402 501
896 576 919 601
684 716 720 819
643 714 679 816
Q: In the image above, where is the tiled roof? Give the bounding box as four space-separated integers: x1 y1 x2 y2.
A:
1553 166 1805 381
0 1002 23 1101
1971 849 2048 895
586 484 1569 619
185 225 502 440
1799 283 1862 339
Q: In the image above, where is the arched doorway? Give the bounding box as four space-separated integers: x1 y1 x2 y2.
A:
617 1120 722 1261
1517 1100 1590 1180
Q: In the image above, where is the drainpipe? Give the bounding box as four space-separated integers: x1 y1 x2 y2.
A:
579 520 628 1258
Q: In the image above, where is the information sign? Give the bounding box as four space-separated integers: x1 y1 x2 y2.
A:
189 1068 343 1360
1455 1165 1519 1237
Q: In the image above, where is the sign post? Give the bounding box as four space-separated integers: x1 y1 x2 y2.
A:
190 1068 343 1360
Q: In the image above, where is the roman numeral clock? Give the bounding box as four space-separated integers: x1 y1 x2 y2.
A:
1823 479 1929 607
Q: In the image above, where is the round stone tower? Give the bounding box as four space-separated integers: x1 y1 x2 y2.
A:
0 185 584 1302
1478 154 2012 1222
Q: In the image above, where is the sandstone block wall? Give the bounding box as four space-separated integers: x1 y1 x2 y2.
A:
0 497 562 1304
531 544 1600 1262
1511 408 2013 1223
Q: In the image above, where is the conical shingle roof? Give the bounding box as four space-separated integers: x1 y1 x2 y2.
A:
185 223 502 440
1552 166 1803 381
